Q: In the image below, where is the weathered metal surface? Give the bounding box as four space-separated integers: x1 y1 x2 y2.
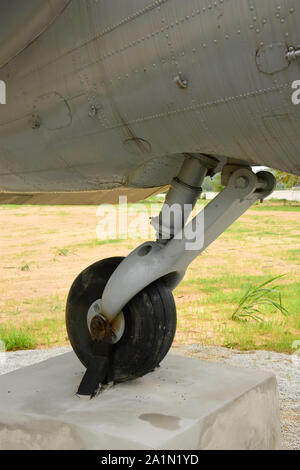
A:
0 1 70 68
0 0 300 200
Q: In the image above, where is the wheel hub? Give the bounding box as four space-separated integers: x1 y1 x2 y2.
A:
87 299 125 344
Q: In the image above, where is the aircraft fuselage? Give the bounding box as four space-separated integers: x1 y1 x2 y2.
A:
0 0 300 197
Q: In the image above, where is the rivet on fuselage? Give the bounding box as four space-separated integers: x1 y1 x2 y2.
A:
174 74 189 89
29 114 41 129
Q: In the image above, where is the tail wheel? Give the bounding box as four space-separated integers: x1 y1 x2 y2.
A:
66 257 177 383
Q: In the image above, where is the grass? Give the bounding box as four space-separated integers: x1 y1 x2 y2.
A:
0 199 299 353
70 238 126 248
174 274 299 353
21 263 30 272
250 199 300 212
0 295 67 350
56 248 70 257
0 326 38 351
231 275 290 323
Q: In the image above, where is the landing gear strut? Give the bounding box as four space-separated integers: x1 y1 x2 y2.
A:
66 156 276 396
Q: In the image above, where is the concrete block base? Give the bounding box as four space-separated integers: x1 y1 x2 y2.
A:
0 352 281 450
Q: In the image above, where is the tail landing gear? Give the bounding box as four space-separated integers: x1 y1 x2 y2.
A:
66 157 276 396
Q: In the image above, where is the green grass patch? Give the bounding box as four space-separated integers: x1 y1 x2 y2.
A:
280 249 300 263
0 204 23 210
250 200 300 212
175 275 299 353
231 275 289 323
0 326 38 351
0 295 67 349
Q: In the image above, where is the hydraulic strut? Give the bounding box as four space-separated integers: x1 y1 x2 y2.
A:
100 160 276 322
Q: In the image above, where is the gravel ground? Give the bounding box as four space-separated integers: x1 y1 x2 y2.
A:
0 345 299 450
0 347 71 376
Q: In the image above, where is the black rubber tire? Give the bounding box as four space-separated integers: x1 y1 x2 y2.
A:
66 257 177 383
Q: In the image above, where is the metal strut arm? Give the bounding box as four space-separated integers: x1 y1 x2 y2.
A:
101 164 276 322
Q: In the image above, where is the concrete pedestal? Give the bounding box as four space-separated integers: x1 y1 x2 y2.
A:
0 352 281 450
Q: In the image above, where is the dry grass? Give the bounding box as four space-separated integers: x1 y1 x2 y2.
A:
0 200 299 352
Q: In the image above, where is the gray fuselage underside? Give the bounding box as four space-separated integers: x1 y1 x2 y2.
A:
0 0 300 200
